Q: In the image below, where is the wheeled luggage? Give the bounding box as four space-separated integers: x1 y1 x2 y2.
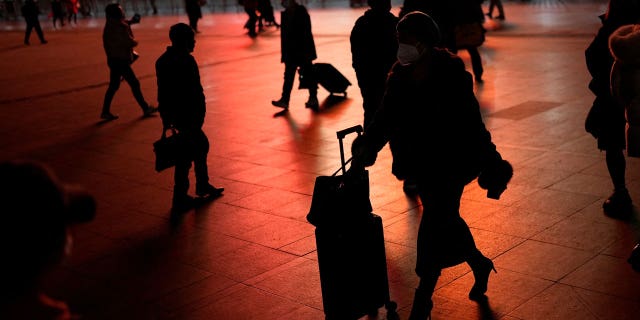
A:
313 62 352 97
308 125 397 320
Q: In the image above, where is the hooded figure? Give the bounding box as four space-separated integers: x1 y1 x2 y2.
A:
350 12 510 320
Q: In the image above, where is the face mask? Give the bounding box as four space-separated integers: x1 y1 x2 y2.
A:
397 43 421 65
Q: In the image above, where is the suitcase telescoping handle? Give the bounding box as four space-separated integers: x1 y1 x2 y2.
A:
335 125 363 175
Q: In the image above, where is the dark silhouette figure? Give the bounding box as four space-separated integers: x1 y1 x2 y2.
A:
486 0 504 20
271 0 318 110
584 0 640 219
150 0 158 14
21 0 47 45
350 12 511 320
65 0 78 25
156 23 224 213
0 160 96 320
453 0 486 83
258 0 280 29
185 0 202 33
257 0 280 30
350 0 398 130
101 3 157 121
241 0 259 37
50 0 66 29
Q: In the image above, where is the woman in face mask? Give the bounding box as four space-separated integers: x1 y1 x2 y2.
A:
350 11 511 320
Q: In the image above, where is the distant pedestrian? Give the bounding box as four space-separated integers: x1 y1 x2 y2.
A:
101 3 157 121
65 0 78 25
350 0 398 130
185 0 203 33
21 0 47 45
453 0 486 83
156 23 224 213
51 0 66 29
257 0 280 30
0 160 96 320
584 0 640 219
241 0 259 37
486 0 504 20
350 12 511 320
271 0 319 110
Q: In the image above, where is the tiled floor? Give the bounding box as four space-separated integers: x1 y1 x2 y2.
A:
1 0 639 319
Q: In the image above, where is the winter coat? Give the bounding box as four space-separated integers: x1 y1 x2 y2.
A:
350 8 398 83
280 3 316 64
102 18 137 62
359 48 500 184
156 46 206 130
609 24 640 157
584 0 640 142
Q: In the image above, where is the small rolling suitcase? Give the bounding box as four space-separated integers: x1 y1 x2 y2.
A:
308 125 397 320
313 63 352 97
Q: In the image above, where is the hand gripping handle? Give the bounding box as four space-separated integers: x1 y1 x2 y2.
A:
336 125 363 175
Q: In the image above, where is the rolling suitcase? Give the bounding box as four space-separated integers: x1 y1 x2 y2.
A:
313 63 352 97
308 125 397 320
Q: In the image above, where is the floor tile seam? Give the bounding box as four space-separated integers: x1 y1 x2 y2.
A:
240 282 324 313
190 227 314 258
133 272 242 314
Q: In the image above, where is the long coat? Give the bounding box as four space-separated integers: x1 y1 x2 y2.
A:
360 48 499 184
280 3 316 64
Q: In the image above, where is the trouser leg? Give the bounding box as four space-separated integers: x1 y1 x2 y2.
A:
280 62 297 102
121 64 149 111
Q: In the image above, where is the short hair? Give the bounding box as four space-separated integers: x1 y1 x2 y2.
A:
169 23 195 45
105 3 123 20
396 11 441 47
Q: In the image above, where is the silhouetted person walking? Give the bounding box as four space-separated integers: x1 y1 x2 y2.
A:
156 23 224 213
185 0 202 33
66 0 78 25
585 0 640 219
350 0 398 130
101 3 157 121
0 160 95 320
241 0 259 37
257 0 279 30
271 0 319 110
453 0 486 83
350 12 511 320
50 0 66 29
21 0 47 45
486 0 504 20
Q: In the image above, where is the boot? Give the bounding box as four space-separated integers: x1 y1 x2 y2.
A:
408 287 432 320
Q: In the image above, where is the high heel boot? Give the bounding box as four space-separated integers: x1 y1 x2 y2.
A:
468 255 497 301
408 287 432 320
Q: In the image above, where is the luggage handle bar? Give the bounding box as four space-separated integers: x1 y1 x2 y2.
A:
336 125 363 175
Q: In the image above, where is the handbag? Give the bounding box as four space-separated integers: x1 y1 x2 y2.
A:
307 125 372 229
307 167 373 229
153 127 180 172
454 22 485 49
